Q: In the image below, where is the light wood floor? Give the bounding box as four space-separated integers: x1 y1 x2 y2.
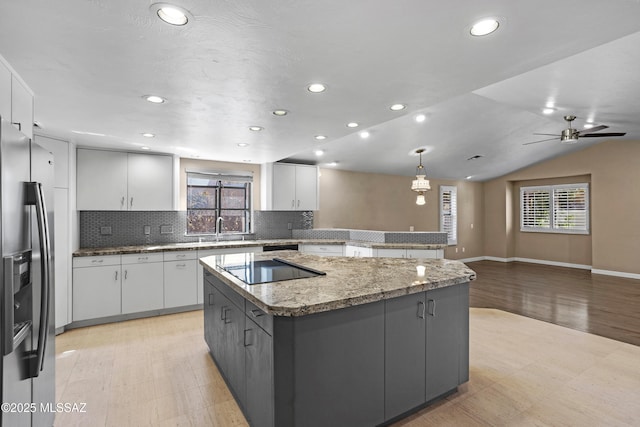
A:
55 307 640 426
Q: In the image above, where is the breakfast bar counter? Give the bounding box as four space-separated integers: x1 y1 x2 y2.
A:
200 251 475 427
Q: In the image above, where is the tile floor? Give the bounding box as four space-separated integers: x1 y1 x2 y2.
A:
54 308 640 426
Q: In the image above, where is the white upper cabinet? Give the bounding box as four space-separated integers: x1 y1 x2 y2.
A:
0 57 34 139
77 148 173 211
11 75 34 139
0 61 11 120
263 163 319 211
127 153 173 210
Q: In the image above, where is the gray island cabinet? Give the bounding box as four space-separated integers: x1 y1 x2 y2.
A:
201 252 475 427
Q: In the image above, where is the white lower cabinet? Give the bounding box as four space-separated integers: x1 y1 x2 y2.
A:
374 248 444 259
121 254 164 314
345 245 373 258
72 255 122 321
299 244 344 257
164 251 198 308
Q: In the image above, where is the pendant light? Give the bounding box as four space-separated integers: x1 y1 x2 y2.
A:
411 149 430 205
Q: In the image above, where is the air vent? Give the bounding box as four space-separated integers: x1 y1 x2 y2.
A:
467 155 483 161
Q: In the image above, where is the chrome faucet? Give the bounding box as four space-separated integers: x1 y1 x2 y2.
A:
216 217 224 241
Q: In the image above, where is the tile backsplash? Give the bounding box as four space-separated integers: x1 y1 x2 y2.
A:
79 210 314 248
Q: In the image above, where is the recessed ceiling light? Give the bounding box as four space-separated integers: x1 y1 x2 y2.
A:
141 146 151 150
583 123 594 129
542 107 556 115
273 109 288 116
359 131 370 139
145 95 166 104
470 18 500 36
142 133 155 138
237 143 249 147
415 114 426 123
314 149 324 156
307 83 326 93
390 104 406 111
346 122 359 128
242 159 252 162
249 126 263 131
465 176 473 180
328 161 338 167
314 135 327 141
150 3 192 26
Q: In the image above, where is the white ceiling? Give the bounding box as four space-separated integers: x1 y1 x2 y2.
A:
2 0 640 181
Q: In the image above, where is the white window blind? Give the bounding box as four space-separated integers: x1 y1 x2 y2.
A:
439 186 457 245
520 183 589 234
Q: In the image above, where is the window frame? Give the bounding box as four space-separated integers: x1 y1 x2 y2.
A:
186 171 253 236
439 185 458 245
520 183 590 235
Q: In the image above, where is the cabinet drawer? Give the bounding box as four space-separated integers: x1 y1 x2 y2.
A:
73 255 121 268
164 250 197 261
122 253 164 264
300 244 344 256
245 299 273 335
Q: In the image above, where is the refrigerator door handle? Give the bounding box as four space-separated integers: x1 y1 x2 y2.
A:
26 181 52 377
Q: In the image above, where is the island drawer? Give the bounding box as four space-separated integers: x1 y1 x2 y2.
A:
245 299 273 335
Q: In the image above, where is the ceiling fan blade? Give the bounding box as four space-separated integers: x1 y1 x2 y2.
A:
579 132 626 138
577 125 608 135
533 133 560 136
523 137 558 145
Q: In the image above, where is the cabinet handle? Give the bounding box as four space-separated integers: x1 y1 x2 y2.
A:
92 259 104 264
244 329 253 347
291 200 295 209
138 256 148 261
221 306 229 322
176 254 186 258
208 293 214 306
121 196 125 208
417 301 426 319
12 122 21 131
176 263 186 268
250 309 265 318
124 270 128 280
428 299 436 317
130 197 134 208
115 271 118 281
297 199 300 208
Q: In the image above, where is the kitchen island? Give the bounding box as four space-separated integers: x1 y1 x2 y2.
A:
201 251 475 427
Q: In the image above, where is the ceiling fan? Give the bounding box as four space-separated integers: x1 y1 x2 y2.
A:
524 115 626 145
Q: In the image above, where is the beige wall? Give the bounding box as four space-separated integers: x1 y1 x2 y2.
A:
314 168 485 260
483 140 640 274
178 158 262 210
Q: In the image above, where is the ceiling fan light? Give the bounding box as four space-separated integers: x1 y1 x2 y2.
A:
561 128 579 144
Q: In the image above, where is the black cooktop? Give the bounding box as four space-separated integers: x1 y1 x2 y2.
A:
221 258 326 285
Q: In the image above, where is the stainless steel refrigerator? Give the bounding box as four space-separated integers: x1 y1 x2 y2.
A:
1 117 55 427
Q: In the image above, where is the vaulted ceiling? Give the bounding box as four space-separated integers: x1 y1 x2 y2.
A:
2 0 640 181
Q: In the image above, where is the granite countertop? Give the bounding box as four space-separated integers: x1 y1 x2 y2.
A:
201 250 475 317
72 239 447 257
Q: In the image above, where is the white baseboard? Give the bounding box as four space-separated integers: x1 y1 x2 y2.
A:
458 256 485 263
466 256 640 280
514 257 591 270
591 269 640 280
